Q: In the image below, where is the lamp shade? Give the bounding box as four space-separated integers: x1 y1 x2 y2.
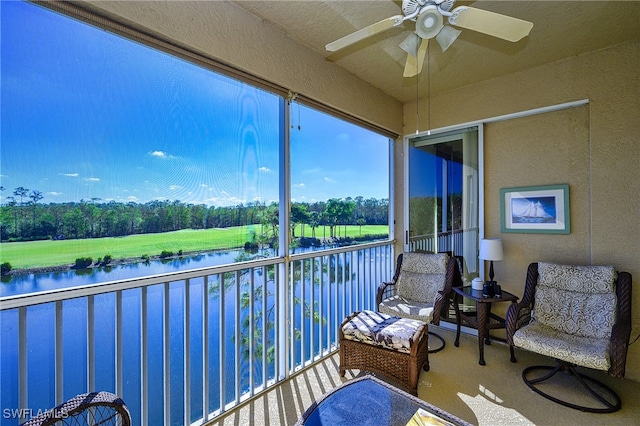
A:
479 238 503 261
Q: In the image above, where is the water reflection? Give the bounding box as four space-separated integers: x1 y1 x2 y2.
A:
0 249 261 297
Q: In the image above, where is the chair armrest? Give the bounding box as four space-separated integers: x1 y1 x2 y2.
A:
506 262 539 345
432 290 451 325
376 281 396 309
432 256 464 324
609 271 632 379
505 302 532 345
376 253 403 310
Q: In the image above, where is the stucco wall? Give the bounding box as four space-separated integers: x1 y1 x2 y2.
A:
401 40 640 381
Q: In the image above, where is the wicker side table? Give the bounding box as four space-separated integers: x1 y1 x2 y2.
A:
339 311 429 395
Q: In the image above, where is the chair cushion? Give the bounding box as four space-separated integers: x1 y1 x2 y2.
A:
533 263 617 340
396 253 448 303
341 310 426 354
378 295 434 322
513 320 611 371
538 262 617 293
533 286 616 340
401 252 449 274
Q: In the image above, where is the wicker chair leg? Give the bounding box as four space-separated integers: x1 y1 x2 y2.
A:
509 345 517 363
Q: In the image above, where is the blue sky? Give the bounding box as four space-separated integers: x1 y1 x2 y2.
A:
1 1 390 207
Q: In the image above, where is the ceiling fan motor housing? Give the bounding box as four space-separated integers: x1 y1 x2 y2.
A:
403 0 456 17
402 0 422 16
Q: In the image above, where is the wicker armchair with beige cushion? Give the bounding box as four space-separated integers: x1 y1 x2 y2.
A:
377 252 463 353
506 262 632 413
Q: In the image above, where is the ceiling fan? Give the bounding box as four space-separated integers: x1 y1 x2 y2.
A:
326 0 534 78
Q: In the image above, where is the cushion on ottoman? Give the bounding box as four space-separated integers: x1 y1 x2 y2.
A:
341 310 427 354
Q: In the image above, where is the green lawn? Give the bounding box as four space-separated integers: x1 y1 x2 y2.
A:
293 224 387 239
0 224 388 270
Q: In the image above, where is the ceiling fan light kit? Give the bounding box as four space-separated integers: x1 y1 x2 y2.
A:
415 5 443 39
435 25 461 52
399 32 421 57
326 0 534 77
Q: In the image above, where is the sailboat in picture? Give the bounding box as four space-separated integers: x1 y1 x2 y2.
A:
512 197 557 224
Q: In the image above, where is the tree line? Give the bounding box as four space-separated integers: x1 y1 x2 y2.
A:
0 186 388 242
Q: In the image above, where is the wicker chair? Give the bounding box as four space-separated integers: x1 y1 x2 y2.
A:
21 391 131 426
377 252 463 353
506 262 632 413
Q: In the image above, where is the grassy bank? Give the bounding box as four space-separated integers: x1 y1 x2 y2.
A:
0 224 388 270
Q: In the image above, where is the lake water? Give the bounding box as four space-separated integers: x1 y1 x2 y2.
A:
0 247 357 425
0 250 247 298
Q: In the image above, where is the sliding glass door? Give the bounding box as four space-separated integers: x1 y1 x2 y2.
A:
406 127 481 280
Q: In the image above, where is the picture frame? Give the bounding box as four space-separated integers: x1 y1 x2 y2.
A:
500 184 570 234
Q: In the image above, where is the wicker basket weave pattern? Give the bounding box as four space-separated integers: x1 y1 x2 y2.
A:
339 311 429 395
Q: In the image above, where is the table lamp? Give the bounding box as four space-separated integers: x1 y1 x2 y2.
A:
479 238 503 284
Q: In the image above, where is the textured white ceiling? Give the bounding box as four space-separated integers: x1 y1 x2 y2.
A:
234 1 640 103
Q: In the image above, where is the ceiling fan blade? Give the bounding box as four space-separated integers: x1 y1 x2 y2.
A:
403 38 428 78
450 6 533 42
326 15 403 52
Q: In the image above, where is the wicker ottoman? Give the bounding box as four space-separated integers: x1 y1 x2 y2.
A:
339 310 429 395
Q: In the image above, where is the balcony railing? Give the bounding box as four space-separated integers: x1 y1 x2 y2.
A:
0 241 394 426
409 228 478 259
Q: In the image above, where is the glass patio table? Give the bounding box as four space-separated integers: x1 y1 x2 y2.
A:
295 375 471 426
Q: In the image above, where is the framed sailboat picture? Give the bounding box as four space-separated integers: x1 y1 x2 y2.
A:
500 184 570 234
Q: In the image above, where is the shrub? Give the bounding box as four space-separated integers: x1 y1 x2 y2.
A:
244 241 259 251
102 254 113 265
74 257 93 269
1 262 11 275
159 250 174 259
298 237 321 248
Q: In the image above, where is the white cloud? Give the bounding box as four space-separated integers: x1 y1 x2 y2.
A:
259 166 271 173
169 185 182 191
323 177 337 183
60 173 79 177
148 150 175 159
47 192 63 197
293 183 305 188
85 177 100 182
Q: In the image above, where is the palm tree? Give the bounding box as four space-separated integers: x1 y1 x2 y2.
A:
13 187 29 238
28 190 43 235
